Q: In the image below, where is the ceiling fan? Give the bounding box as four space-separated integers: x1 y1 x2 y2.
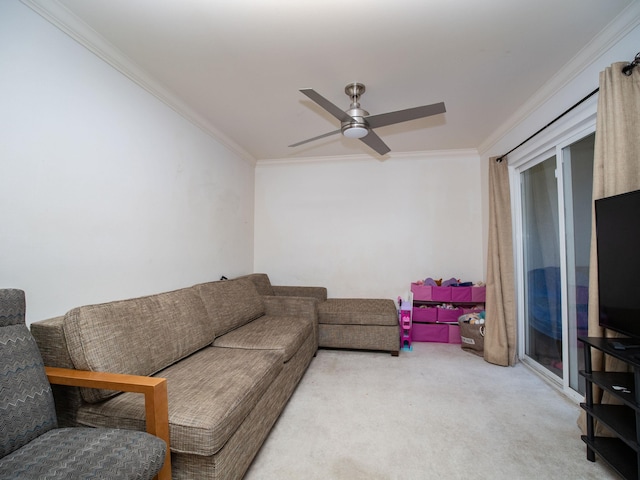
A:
289 83 446 155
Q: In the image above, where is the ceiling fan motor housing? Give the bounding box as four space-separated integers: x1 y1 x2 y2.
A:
341 109 369 138
342 83 369 138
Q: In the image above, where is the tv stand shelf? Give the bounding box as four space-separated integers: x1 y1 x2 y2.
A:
579 336 640 480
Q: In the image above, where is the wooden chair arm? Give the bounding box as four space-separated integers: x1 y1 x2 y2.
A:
45 367 171 480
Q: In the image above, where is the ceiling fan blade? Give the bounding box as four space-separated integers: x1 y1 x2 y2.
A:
365 102 446 129
300 89 353 123
359 129 390 156
289 129 341 148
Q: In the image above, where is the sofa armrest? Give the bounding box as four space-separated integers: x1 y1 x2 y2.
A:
45 367 171 480
32 316 75 369
272 285 327 302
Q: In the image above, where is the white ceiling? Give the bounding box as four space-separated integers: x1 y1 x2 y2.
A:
27 0 635 161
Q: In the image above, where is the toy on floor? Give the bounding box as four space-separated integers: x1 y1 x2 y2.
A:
398 297 413 351
460 310 486 325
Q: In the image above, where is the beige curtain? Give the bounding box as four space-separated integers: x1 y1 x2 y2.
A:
484 156 517 366
581 61 640 434
588 62 640 337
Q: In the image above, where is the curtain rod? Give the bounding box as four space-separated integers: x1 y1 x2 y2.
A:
496 51 640 163
495 88 599 162
622 51 640 76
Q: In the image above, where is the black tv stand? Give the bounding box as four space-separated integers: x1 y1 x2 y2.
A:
579 336 640 480
610 340 640 350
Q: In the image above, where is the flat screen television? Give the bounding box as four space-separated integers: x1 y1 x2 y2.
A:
595 188 640 341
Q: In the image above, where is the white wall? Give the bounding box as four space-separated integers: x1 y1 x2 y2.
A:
0 1 255 325
255 151 485 299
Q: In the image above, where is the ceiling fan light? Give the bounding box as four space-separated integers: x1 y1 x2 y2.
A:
343 125 368 139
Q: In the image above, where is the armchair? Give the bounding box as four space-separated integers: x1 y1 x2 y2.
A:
0 289 170 479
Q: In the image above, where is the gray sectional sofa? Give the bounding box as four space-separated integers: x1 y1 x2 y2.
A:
30 274 399 480
31 277 318 480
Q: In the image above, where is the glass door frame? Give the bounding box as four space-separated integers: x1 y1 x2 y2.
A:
507 99 597 402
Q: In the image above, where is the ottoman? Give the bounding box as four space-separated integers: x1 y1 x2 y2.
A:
318 298 400 356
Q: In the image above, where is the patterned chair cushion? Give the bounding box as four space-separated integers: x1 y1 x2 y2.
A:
0 427 166 480
0 290 58 457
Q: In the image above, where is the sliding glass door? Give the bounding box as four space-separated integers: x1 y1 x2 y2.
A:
521 155 562 376
561 133 594 394
514 129 594 397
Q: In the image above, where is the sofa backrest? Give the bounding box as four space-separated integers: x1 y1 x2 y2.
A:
235 273 275 296
196 278 265 336
63 286 214 403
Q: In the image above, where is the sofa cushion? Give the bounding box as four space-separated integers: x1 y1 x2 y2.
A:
236 273 275 296
196 278 265 337
212 315 313 362
75 347 283 456
63 287 214 403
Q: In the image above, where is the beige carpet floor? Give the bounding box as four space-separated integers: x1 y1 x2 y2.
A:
245 341 619 480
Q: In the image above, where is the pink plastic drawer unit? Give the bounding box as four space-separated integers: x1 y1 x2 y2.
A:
411 283 432 301
451 286 472 302
471 286 486 302
399 301 413 350
412 306 437 322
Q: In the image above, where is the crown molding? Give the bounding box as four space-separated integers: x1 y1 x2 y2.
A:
20 0 257 166
256 148 480 166
478 1 640 157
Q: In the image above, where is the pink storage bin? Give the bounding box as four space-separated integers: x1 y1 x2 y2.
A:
411 283 433 301
413 306 438 322
437 307 463 323
448 324 462 344
432 286 452 302
451 286 472 302
471 286 486 302
412 323 449 342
